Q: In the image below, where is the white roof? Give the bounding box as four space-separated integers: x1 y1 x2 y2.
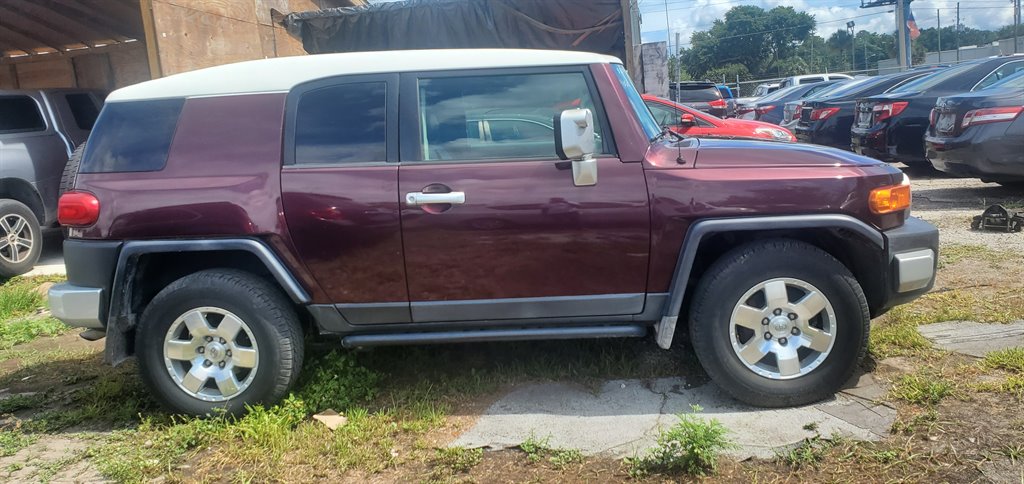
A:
106 49 621 103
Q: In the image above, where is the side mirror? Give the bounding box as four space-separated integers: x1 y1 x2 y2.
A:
555 108 597 186
680 113 697 127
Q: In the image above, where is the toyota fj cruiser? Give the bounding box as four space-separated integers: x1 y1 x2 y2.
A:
50 50 938 416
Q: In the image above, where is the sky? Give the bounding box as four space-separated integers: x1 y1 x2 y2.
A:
638 0 1018 48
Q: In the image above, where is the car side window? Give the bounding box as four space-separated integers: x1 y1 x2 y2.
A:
415 72 604 162
65 93 100 130
801 77 824 84
976 61 1024 90
295 82 386 164
645 102 680 126
0 96 46 134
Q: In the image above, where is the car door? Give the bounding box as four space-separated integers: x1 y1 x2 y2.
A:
398 67 651 322
280 74 412 324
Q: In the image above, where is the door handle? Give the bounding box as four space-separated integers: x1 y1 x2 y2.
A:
405 191 466 206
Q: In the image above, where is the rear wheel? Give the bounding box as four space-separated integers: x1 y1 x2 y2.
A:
136 269 303 416
689 239 868 407
0 200 42 278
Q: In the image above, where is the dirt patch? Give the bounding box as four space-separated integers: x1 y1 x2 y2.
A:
0 434 101 483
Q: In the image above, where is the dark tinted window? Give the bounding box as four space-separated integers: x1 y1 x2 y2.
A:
977 61 1024 90
65 93 100 130
416 72 604 161
646 101 680 126
800 77 825 84
675 86 721 102
295 82 386 164
80 99 183 173
0 96 45 133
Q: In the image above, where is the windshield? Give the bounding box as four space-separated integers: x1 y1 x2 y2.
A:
811 77 875 100
889 62 978 93
755 84 803 103
612 64 661 140
986 69 1024 89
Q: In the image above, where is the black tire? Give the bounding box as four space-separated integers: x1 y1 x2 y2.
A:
688 239 869 408
0 199 43 278
136 269 303 416
60 143 86 195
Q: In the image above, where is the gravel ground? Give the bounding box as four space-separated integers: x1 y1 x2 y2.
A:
904 165 1024 251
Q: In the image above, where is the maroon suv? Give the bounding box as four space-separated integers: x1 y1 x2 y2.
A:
49 49 938 416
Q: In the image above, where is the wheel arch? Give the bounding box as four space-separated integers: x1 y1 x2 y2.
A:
655 214 887 349
0 178 46 225
104 239 312 365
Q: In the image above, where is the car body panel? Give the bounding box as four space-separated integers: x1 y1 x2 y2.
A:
925 86 1024 181
642 95 795 141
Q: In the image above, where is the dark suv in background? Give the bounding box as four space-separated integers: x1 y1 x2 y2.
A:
670 81 728 117
925 70 1024 185
852 55 1024 166
796 68 944 150
0 89 103 276
741 80 843 124
50 49 937 417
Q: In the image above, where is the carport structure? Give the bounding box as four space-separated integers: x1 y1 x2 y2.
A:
0 0 364 92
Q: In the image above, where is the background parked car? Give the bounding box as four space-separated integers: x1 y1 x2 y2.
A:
925 70 1024 185
780 81 855 131
778 73 853 88
739 80 844 123
0 89 103 276
796 68 945 150
643 94 796 141
852 55 1024 166
716 84 738 117
735 82 781 106
669 81 728 117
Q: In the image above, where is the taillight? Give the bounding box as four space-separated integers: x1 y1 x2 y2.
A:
929 108 938 126
708 99 727 108
961 106 1024 128
809 107 840 121
869 178 911 215
755 105 777 115
872 101 908 122
57 192 100 226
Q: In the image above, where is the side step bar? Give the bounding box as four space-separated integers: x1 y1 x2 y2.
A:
341 325 648 348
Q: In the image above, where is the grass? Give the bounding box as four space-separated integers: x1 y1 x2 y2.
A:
0 392 46 414
0 429 36 457
890 369 954 405
433 446 483 474
625 406 733 478
518 434 584 469
777 435 844 469
982 347 1024 374
0 276 72 350
937 244 1003 269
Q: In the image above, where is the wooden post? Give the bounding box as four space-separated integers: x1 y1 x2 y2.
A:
139 0 162 79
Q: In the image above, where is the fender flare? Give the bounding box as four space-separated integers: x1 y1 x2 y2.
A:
104 238 310 365
654 214 884 349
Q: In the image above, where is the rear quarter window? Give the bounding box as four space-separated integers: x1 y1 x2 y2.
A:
675 86 721 102
65 93 100 130
0 96 46 133
80 99 184 173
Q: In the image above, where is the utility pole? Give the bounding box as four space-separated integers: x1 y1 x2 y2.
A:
896 0 910 70
848 21 856 71
663 0 673 98
1015 0 1021 54
956 2 960 62
675 31 681 87
937 9 941 63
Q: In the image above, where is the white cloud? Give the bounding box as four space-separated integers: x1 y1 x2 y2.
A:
639 0 1016 47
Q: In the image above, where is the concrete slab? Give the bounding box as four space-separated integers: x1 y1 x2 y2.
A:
452 378 893 459
918 321 1024 358
25 229 65 277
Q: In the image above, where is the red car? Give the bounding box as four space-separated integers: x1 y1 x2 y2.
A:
643 94 796 142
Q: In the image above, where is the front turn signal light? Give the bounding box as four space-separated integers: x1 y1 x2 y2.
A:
869 182 911 214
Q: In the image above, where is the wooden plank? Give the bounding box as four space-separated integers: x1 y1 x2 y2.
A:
46 0 144 40
258 24 277 58
0 24 60 53
150 0 263 75
273 25 307 57
72 53 113 90
256 0 289 26
107 43 151 87
15 58 76 88
158 0 257 23
0 6 86 51
0 64 17 88
7 0 117 46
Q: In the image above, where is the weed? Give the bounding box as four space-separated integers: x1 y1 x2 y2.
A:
434 446 483 473
0 317 68 351
777 435 843 469
626 406 733 478
332 408 400 472
548 448 584 469
938 244 1002 269
802 422 819 432
516 433 584 469
890 370 953 405
90 416 227 483
891 408 939 434
869 308 934 358
1000 444 1024 463
982 347 1024 374
0 278 45 321
295 351 382 413
0 392 46 413
519 433 551 463
0 429 36 457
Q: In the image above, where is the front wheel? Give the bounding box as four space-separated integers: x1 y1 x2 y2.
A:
689 239 869 407
136 269 304 416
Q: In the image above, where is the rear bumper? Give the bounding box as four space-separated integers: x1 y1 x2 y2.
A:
851 125 894 161
47 239 122 329
925 127 1024 181
880 216 939 311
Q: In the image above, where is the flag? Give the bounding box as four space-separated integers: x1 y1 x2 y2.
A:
906 6 921 40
